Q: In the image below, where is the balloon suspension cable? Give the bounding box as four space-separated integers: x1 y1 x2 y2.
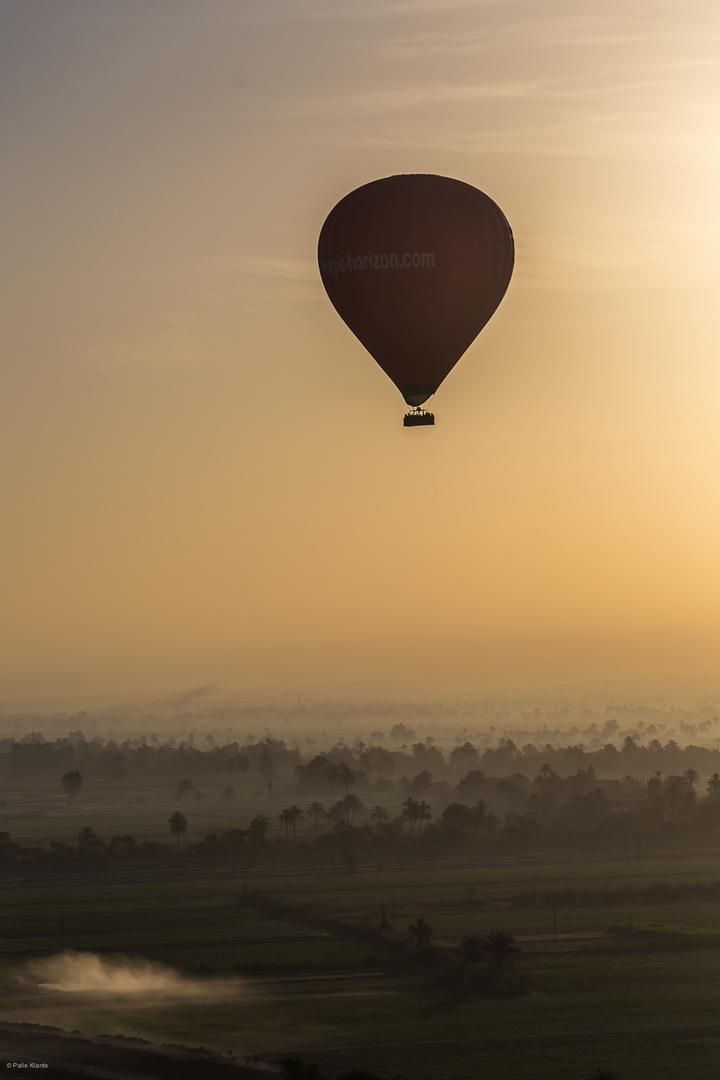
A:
403 407 435 427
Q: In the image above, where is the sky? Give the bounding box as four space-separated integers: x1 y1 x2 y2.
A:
2 0 720 706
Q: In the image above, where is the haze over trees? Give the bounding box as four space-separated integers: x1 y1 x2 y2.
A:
1 694 720 871
4 697 720 1079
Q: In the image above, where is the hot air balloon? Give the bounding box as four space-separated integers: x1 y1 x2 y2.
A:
317 174 514 426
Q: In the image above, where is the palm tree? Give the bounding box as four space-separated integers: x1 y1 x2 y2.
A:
370 805 389 832
416 800 432 836
306 801 325 836
169 810 188 853
458 933 484 964
707 773 720 801
682 767 699 788
278 808 291 840
337 763 357 796
286 805 305 840
341 793 365 824
377 902 394 937
481 929 521 973
407 916 434 950
402 796 420 837
77 826 98 850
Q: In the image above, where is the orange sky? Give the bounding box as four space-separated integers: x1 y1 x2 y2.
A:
2 0 720 704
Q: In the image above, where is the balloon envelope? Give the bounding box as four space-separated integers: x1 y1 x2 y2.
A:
318 174 514 407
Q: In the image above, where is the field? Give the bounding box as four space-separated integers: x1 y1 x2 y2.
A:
4 843 720 1079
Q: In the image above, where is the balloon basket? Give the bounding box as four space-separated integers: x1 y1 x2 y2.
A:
403 409 435 427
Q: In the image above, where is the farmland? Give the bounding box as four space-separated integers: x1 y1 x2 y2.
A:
4 846 720 1078
4 719 720 1077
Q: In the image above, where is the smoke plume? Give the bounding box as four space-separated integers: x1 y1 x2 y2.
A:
151 684 215 709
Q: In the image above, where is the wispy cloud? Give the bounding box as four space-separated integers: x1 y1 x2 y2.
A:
242 0 510 25
85 309 215 372
381 15 720 59
204 254 317 281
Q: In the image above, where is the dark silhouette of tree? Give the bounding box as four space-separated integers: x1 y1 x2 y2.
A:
458 933 484 964
248 814 271 841
286 804 304 840
221 786 236 804
474 798 496 834
450 741 479 769
278 808 291 840
279 1054 321 1080
390 722 415 742
416 800 432 835
258 743 273 780
337 763 357 796
306 801 325 836
481 929 521 973
409 769 434 798
402 796 420 837
663 775 695 819
326 801 347 827
176 778 194 801
456 769 485 802
646 770 663 797
408 916 433 950
77 826 98 851
237 755 250 780
707 773 720 800
340 793 365 824
61 770 83 801
108 834 137 858
169 810 187 852
325 762 340 796
370 805 389 831
441 802 477 836
377 902 394 937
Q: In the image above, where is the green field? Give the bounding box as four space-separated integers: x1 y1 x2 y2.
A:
4 847 720 1078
